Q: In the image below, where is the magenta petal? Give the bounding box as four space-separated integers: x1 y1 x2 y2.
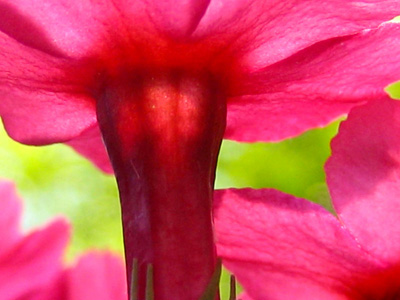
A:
326 97 400 263
67 252 127 300
238 293 254 300
0 1 119 57
195 0 400 71
66 125 113 173
1 0 211 56
226 23 400 142
0 181 21 258
225 94 355 142
214 189 379 300
0 219 69 300
1 88 96 145
141 0 211 36
0 33 96 145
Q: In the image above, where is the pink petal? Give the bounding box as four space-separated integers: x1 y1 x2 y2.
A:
238 293 254 300
66 125 113 173
195 0 400 71
0 1 118 58
0 0 211 58
136 0 211 37
225 94 356 142
214 189 381 300
0 219 69 300
226 23 400 142
0 33 97 145
0 181 21 258
67 252 127 300
326 97 400 264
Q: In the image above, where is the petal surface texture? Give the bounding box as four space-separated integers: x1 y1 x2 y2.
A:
66 124 113 173
0 33 96 145
214 189 379 300
327 97 400 264
226 23 400 142
195 0 400 70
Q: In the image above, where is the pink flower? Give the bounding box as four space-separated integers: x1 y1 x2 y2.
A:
1 1 400 299
0 180 126 300
214 97 400 300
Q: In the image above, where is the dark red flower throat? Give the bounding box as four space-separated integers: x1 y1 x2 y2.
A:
96 68 226 300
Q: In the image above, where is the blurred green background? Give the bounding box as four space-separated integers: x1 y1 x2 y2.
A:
0 82 399 298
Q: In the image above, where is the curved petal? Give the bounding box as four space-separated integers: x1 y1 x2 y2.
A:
0 219 69 300
214 189 381 300
226 23 400 142
0 32 97 145
66 125 113 173
0 0 212 58
326 97 400 264
67 252 127 300
195 0 400 71
0 181 21 258
225 93 356 142
138 0 211 37
0 0 120 58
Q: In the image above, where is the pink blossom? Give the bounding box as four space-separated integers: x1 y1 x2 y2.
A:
214 97 400 300
0 180 126 300
1 1 400 299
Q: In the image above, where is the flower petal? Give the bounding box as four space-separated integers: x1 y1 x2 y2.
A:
67 252 127 300
0 219 69 300
66 125 113 173
0 181 21 258
137 0 211 37
0 0 212 57
226 23 400 142
0 32 97 145
195 0 400 71
326 97 400 263
0 0 119 57
225 93 355 142
214 189 380 300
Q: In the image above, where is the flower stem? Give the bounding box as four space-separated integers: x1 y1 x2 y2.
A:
96 68 226 300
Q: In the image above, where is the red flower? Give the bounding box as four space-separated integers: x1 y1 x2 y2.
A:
215 97 400 300
1 1 400 299
0 180 126 300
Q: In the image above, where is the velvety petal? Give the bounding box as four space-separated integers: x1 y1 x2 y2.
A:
214 189 381 300
0 219 69 300
66 125 113 173
225 94 356 142
226 23 400 142
0 181 21 258
0 0 211 58
67 252 127 300
0 1 119 58
0 32 97 145
326 97 400 264
195 0 400 71
137 0 211 37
